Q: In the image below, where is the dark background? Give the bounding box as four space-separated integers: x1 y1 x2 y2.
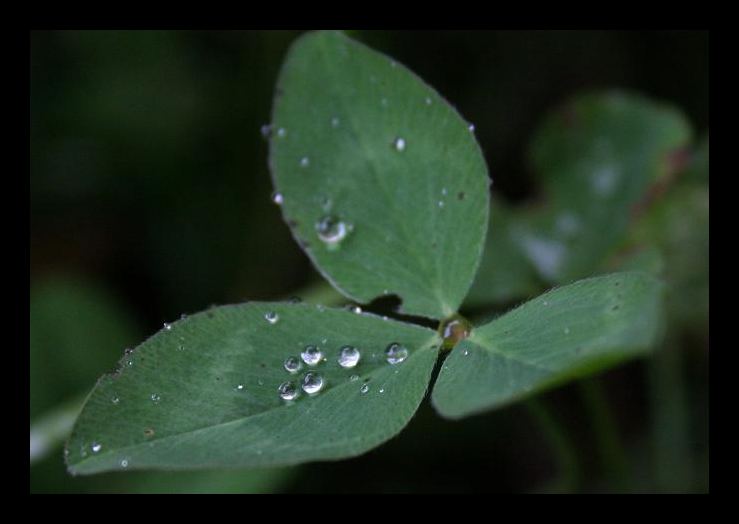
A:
30 30 709 493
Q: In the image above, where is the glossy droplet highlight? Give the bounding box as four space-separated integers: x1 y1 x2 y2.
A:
150 393 161 403
338 346 361 368
349 374 360 382
111 396 120 405
385 343 409 365
265 311 279 324
300 156 310 168
163 322 172 331
302 372 324 395
260 124 272 139
360 384 369 394
91 442 102 454
439 315 472 350
276 127 287 138
316 215 349 246
301 345 323 366
120 459 129 468
284 356 302 374
393 137 406 152
272 191 284 205
278 381 298 401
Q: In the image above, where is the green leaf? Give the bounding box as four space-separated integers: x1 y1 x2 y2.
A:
432 272 664 419
520 92 691 283
269 30 490 319
465 197 544 308
66 302 438 475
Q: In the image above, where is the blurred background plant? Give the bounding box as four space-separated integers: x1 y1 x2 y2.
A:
30 30 708 493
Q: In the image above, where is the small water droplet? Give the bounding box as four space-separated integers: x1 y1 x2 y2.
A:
468 123 475 132
393 137 406 152
124 347 133 355
272 191 284 205
265 311 279 324
302 372 324 395
278 381 298 401
260 124 272 139
150 393 161 403
284 356 302 374
300 156 310 168
338 346 361 368
164 322 172 331
127 360 133 366
276 127 287 138
349 374 360 382
91 442 102 453
425 96 432 105
111 396 120 404
543 301 549 306
301 345 323 366
385 343 409 365
349 305 362 314
438 200 445 208
379 388 385 394
331 116 340 128
236 384 245 391
463 349 469 356
441 188 448 196
316 215 349 246
120 459 129 468
360 384 369 394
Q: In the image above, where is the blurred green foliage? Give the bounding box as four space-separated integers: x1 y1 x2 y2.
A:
31 30 708 493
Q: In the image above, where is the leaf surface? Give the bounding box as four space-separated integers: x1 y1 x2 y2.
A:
432 272 664 419
269 31 490 318
67 303 438 474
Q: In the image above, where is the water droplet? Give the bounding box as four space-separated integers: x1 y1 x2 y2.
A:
284 356 302 374
278 381 298 401
265 311 279 324
463 349 469 356
440 315 472 350
379 388 385 394
385 343 409 365
124 347 133 355
441 187 448 196
150 393 161 403
164 322 172 331
302 372 324 395
331 116 340 128
301 345 323 366
91 442 102 453
300 156 310 168
236 384 245 391
272 191 284 205
120 459 129 468
349 374 360 382
111 396 120 404
338 346 361 368
276 127 287 138
393 137 406 152
260 124 272 139
349 305 362 314
360 384 370 394
468 123 475 132
425 97 432 105
144 428 155 438
438 200 445 208
543 301 549 306
127 360 133 367
316 215 349 246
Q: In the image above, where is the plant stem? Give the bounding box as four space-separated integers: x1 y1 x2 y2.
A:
578 376 628 490
525 397 580 493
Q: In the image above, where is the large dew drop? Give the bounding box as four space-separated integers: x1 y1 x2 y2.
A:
338 346 361 368
385 343 408 365
284 356 302 374
278 381 298 401
302 372 324 395
301 345 323 366
316 215 349 246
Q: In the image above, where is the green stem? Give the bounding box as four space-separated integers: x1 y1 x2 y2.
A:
648 336 692 492
525 397 580 493
578 376 628 490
